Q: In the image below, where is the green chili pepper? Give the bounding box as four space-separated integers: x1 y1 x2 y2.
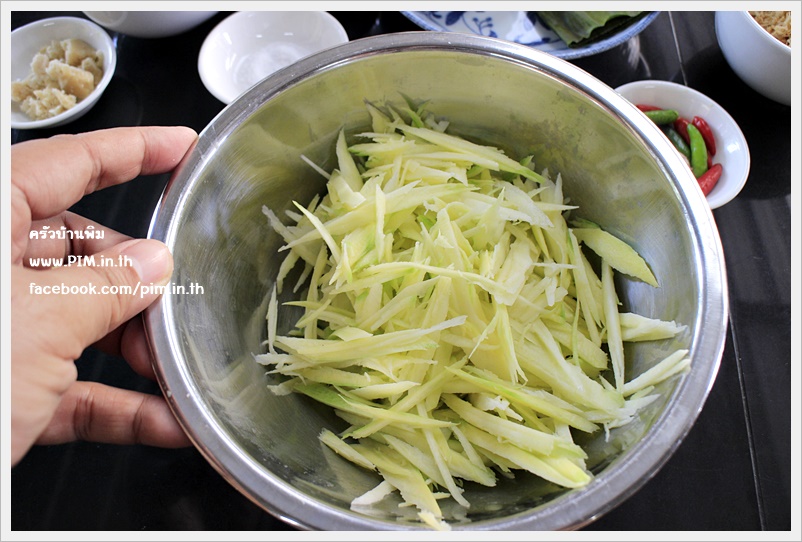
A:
644 109 679 125
663 126 691 159
687 123 708 178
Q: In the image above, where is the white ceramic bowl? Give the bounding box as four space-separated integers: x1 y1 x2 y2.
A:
616 80 750 209
11 16 116 130
715 11 791 106
198 11 349 104
83 11 218 39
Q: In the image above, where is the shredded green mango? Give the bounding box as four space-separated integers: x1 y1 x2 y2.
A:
258 100 690 530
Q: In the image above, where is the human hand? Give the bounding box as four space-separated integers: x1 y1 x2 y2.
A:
11 126 197 466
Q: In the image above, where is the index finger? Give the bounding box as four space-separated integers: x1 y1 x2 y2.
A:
11 126 197 221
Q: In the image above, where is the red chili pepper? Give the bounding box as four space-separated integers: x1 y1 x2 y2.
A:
692 116 717 156
636 104 662 112
697 163 723 196
673 117 691 144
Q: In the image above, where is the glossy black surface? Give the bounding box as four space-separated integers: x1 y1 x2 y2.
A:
10 11 791 531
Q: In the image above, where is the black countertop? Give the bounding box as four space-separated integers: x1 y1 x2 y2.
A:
10 11 792 533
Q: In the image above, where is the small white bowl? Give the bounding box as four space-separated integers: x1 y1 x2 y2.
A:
715 11 791 106
83 11 218 39
11 16 116 130
616 80 751 209
198 11 349 104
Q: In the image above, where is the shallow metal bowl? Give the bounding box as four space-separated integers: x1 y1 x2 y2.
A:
146 32 727 530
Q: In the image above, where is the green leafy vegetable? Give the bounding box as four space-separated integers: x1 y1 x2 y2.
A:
535 11 646 48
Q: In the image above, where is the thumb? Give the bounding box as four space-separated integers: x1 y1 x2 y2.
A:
27 239 173 355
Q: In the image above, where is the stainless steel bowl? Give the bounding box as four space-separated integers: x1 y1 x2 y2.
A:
146 32 727 530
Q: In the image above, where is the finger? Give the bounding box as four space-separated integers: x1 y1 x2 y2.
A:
23 238 173 356
10 332 78 466
92 316 157 381
11 126 197 221
35 380 191 449
23 212 128 266
121 316 158 380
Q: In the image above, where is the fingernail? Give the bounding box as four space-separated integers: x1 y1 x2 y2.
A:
121 240 173 284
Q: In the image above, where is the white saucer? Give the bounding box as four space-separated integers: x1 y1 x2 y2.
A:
198 11 349 104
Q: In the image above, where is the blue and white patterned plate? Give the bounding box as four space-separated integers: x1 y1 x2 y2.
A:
402 11 660 60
